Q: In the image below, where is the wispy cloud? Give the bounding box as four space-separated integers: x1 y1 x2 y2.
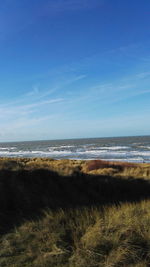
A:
25 74 87 100
0 71 87 138
62 65 150 108
0 98 63 119
26 85 40 97
17 98 64 111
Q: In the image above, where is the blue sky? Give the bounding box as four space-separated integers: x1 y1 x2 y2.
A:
0 0 150 141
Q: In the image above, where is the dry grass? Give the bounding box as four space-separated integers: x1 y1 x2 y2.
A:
0 158 150 266
0 157 150 178
0 201 150 266
0 157 83 176
85 160 150 179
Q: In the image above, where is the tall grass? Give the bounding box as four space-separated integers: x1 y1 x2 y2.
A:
0 158 150 266
0 201 150 266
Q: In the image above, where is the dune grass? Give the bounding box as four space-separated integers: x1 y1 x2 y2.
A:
0 158 150 266
0 157 149 178
0 201 150 267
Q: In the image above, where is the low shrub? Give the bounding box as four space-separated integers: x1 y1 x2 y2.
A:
86 159 137 172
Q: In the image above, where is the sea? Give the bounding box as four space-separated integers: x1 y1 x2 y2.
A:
0 136 150 163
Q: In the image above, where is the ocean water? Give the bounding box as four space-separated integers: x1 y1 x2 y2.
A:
0 136 150 163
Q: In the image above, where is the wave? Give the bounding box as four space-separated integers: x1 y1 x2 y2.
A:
48 145 75 150
81 146 129 150
0 149 149 157
0 146 150 163
131 151 150 156
101 146 129 150
77 150 127 156
0 147 16 150
0 151 31 155
31 150 73 155
0 150 73 157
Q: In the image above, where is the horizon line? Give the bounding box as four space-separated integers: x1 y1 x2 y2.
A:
0 134 150 144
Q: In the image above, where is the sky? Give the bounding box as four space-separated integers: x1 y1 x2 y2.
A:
0 0 150 142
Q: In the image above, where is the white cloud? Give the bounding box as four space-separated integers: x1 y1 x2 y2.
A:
0 97 63 110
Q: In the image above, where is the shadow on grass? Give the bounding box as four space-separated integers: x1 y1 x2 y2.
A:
0 168 150 234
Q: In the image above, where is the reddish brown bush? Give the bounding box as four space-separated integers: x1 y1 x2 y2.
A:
86 160 137 172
